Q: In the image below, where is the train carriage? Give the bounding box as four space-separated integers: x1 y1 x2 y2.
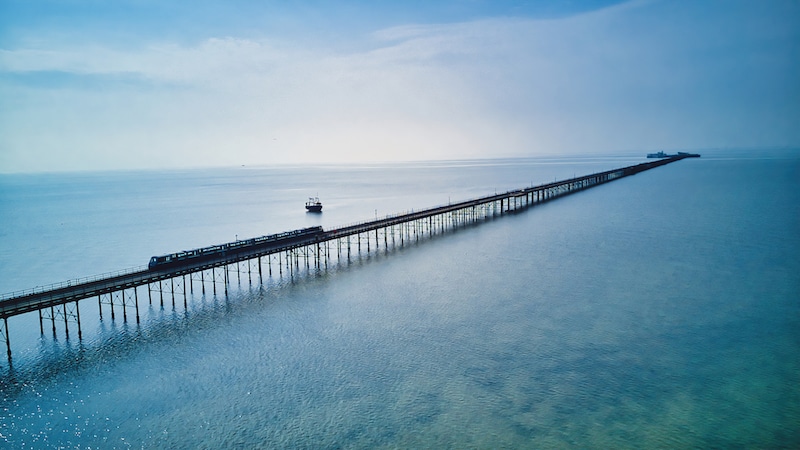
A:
148 226 323 270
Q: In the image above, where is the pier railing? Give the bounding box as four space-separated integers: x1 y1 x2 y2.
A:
0 154 698 359
0 265 148 303
0 155 696 306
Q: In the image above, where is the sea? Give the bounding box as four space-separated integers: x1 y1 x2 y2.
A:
0 150 798 449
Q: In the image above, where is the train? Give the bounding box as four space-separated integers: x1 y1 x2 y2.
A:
148 226 324 270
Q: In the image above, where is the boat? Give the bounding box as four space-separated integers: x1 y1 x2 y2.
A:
646 151 669 158
305 197 322 212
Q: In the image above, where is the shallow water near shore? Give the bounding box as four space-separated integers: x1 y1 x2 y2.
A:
1 152 798 448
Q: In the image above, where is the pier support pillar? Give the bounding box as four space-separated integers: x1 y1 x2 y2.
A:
122 289 128 322
75 301 82 340
134 288 140 324
3 318 10 360
183 275 188 308
110 294 116 320
63 303 69 338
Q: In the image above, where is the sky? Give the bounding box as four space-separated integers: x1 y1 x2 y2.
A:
0 0 798 173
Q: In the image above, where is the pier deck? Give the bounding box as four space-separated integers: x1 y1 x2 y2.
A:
0 154 698 358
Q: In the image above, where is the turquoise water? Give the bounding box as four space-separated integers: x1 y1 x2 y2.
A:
1 152 798 448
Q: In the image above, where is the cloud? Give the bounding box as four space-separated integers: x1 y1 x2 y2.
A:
1 0 798 172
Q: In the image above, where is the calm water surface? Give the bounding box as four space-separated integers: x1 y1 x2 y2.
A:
1 152 798 448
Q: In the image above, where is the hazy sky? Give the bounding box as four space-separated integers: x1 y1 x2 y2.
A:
1 0 798 172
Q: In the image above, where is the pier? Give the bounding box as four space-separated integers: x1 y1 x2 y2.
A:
0 154 698 360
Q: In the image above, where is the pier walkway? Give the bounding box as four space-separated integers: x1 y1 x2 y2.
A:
0 154 698 359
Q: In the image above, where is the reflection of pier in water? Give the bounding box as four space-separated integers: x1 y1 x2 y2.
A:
0 154 698 360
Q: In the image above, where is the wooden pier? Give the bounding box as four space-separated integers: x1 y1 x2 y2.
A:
0 154 698 360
